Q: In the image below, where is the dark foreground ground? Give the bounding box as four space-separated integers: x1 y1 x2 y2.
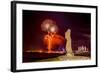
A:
23 51 90 63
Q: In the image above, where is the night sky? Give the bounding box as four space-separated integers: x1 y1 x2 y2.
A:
23 10 91 52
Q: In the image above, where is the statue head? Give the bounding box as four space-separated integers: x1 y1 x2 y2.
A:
65 29 71 39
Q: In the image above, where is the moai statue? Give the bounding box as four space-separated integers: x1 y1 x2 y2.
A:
65 29 74 57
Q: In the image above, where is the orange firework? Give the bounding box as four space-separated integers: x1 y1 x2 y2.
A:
41 19 58 33
41 19 64 53
44 34 65 53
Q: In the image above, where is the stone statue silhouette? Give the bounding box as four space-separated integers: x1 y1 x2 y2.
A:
65 29 74 57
